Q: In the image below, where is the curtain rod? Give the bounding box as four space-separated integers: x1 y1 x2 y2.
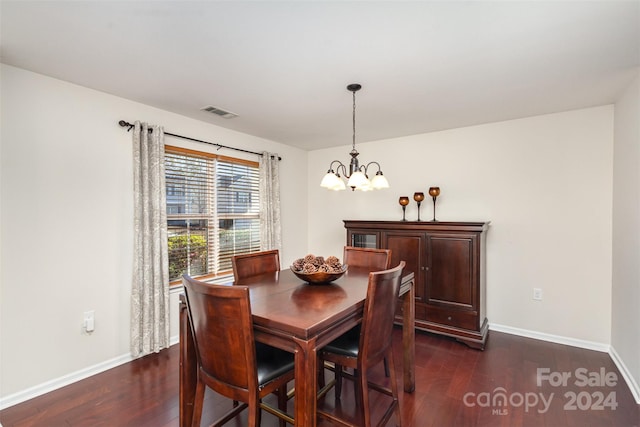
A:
118 120 281 161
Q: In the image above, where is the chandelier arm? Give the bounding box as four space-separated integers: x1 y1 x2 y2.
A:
326 160 345 172
363 161 383 175
335 163 349 178
325 160 351 178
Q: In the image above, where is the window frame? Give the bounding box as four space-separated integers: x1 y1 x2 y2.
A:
164 145 260 286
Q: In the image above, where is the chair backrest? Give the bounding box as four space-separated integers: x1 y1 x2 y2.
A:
182 274 258 397
359 261 405 367
343 246 392 271
232 249 280 281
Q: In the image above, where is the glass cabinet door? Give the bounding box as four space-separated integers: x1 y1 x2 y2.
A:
349 232 379 248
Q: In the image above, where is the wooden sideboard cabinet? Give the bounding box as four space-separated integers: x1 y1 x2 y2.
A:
344 220 489 349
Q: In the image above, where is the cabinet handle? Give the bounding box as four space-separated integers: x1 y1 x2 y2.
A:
447 316 452 321
421 266 425 271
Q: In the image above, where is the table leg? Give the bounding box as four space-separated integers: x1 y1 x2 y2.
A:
292 336 318 427
402 278 416 392
179 297 197 427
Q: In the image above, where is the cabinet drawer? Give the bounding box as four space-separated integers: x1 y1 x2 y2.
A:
426 305 478 331
395 300 427 319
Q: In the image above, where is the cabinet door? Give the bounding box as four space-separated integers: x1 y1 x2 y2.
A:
425 233 478 311
347 230 380 249
383 232 425 303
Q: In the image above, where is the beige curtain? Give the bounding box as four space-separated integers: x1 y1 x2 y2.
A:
259 152 282 252
131 121 170 357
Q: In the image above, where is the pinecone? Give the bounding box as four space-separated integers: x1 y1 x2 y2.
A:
302 262 317 273
326 255 342 269
292 258 305 271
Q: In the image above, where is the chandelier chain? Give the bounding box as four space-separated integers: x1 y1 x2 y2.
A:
352 89 356 151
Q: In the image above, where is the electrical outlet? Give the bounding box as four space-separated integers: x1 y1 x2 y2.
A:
83 310 95 333
533 288 543 301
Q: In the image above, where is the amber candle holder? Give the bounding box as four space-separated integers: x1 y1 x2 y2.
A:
413 192 425 221
399 196 410 221
429 187 441 221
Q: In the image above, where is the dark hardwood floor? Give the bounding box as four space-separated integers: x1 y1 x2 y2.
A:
1 329 638 426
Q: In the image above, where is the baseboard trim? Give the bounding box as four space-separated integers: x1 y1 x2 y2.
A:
0 335 180 411
0 353 133 411
609 345 640 404
489 323 640 405
489 322 610 352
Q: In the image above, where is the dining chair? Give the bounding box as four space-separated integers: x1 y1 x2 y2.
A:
231 249 295 411
341 246 393 377
317 261 405 427
343 246 392 271
182 274 295 427
232 249 281 281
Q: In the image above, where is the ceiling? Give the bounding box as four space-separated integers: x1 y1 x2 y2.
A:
1 1 639 151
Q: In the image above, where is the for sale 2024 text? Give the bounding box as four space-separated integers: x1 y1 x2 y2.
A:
537 367 618 411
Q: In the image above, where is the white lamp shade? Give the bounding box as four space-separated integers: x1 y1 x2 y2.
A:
320 172 341 189
347 171 369 189
332 178 346 191
371 174 390 189
356 180 373 191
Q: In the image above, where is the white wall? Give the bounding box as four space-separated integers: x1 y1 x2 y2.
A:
0 64 309 400
308 106 614 345
612 72 640 400
2 62 634 406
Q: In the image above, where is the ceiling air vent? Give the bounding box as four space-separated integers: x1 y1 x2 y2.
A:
200 105 238 119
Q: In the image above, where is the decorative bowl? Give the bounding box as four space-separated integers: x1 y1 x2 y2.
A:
290 265 348 285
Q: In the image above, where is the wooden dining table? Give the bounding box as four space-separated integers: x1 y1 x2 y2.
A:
179 266 415 427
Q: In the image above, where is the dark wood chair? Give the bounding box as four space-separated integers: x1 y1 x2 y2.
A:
343 246 391 271
317 262 405 427
232 249 280 281
341 246 393 376
182 274 295 427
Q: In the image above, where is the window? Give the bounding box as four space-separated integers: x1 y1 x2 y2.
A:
165 146 260 283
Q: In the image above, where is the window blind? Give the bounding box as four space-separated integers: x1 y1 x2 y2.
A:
164 146 260 283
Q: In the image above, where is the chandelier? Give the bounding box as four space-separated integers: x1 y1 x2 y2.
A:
320 84 390 191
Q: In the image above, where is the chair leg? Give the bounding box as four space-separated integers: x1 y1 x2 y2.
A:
354 366 369 427
191 380 206 427
335 364 343 399
248 399 260 427
277 387 288 427
354 368 363 409
318 360 325 388
387 350 402 427
384 357 390 377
